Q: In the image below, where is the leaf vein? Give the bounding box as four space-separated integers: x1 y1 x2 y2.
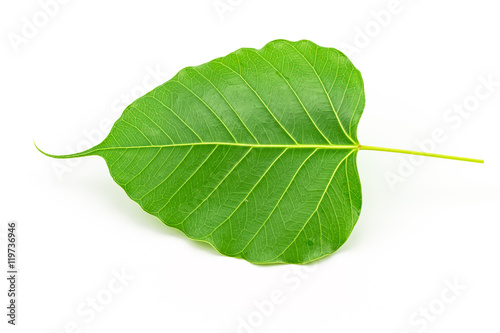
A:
204 148 288 240
213 60 299 144
172 147 253 226
147 95 204 142
268 150 354 261
238 149 318 255
281 41 356 145
250 50 332 145
172 79 239 143
138 146 194 200
130 105 175 144
155 145 219 213
191 67 260 144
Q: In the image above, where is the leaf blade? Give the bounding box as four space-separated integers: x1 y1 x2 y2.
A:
43 39 365 264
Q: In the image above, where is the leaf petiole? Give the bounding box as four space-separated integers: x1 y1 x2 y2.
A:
358 145 484 164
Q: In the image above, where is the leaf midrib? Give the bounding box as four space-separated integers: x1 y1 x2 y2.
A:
84 142 359 156
38 141 360 159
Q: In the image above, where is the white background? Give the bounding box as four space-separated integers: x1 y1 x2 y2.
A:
1 0 499 332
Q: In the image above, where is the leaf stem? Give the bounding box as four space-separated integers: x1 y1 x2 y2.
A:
358 145 484 164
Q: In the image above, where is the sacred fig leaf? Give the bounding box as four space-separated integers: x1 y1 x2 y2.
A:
37 39 483 264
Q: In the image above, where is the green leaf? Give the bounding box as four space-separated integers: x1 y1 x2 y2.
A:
38 39 484 264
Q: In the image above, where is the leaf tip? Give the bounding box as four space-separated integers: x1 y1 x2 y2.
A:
34 140 96 159
34 140 55 158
